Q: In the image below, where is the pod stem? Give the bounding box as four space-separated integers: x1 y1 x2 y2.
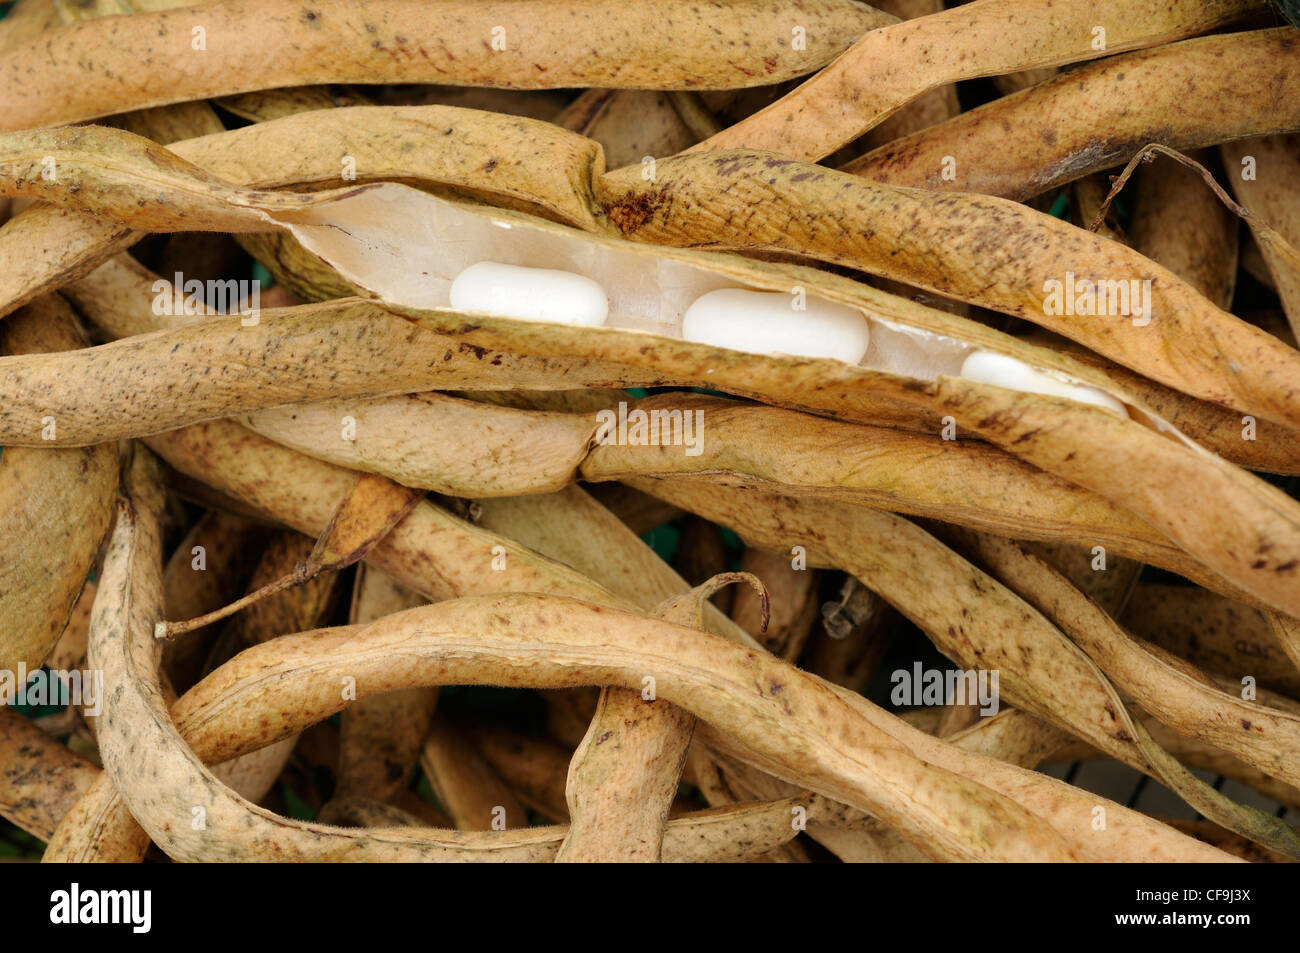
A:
154 561 320 641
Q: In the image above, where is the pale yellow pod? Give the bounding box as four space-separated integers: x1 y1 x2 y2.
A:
0 0 895 131
0 297 117 676
844 30 1300 202
691 0 1262 160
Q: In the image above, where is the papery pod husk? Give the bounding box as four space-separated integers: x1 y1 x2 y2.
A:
929 380 1300 621
0 0 894 131
558 577 754 862
0 202 134 321
571 393 1179 558
233 256 1300 476
993 67 1059 96
0 0 62 50
245 391 597 497
51 595 808 861
63 550 1064 864
387 331 1299 617
202 533 344 803
316 797 427 830
712 705 1262 861
645 476 1221 728
66 0 230 152
0 296 117 674
0 708 101 841
48 444 780 852
688 0 1264 160
707 732 1087 863
472 481 770 845
842 29 1300 201
1070 175 1128 246
707 748 910 862
46 581 95 675
851 0 960 156
171 104 606 228
111 99 228 146
730 548 820 659
16 110 1292 434
803 579 893 693
53 449 561 862
21 261 1300 618
621 474 1261 784
552 88 620 132
633 478 1111 746
693 709 1229 862
683 744 814 863
141 418 699 628
53 0 171 22
1017 541 1141 618
474 485 762 655
957 521 1297 856
943 709 1075 771
144 408 773 817
546 690 602 750
1122 583 1300 697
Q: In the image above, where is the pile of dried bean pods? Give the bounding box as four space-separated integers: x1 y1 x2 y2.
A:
2 0 1300 868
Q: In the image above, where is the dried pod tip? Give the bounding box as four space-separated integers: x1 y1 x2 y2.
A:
697 571 770 633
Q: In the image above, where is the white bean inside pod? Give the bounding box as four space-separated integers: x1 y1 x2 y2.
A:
449 262 610 327
681 288 871 363
960 349 1127 416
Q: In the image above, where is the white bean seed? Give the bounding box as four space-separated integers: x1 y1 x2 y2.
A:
449 262 609 327
959 350 1126 415
682 289 870 363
